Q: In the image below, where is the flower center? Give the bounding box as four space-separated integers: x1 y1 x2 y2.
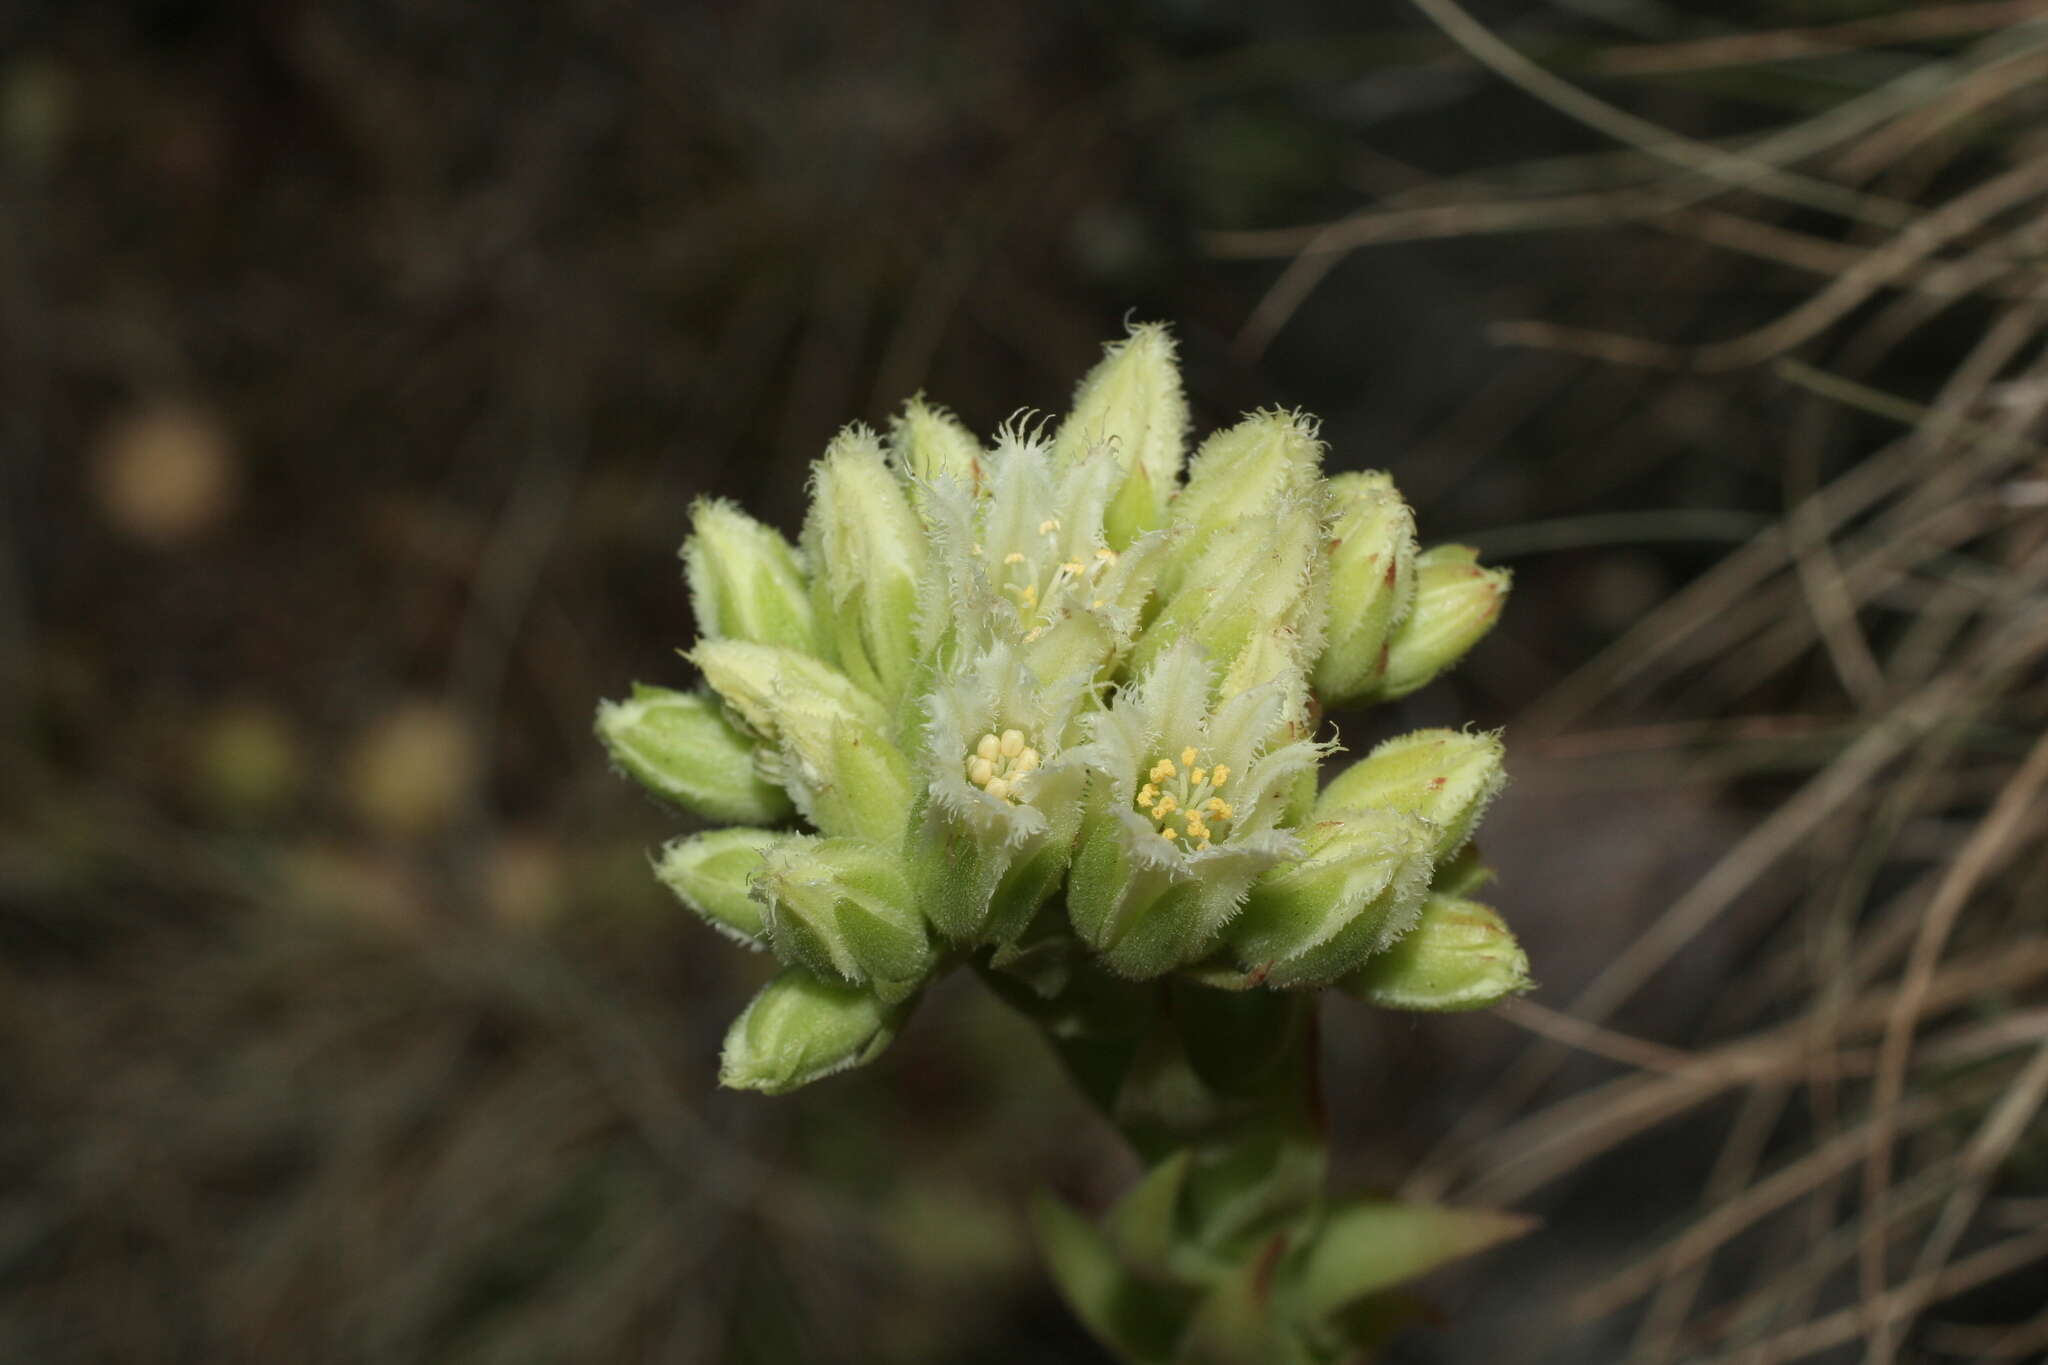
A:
1136 745 1234 850
966 728 1041 804
981 522 1120 641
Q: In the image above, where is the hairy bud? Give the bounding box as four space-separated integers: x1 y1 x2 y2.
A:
1313 473 1417 707
1228 808 1436 988
1053 322 1189 549
682 497 821 654
719 967 909 1094
1370 545 1509 701
595 684 792 825
655 827 780 948
754 836 932 999
1315 728 1505 860
1342 893 1531 1011
804 426 927 702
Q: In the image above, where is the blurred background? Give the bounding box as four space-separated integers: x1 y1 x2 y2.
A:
3 0 2046 1361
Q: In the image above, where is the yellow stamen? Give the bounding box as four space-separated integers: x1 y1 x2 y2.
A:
1153 793 1177 817
1181 746 1199 768
1209 764 1230 789
1188 767 1207 787
1149 758 1176 782
1013 749 1040 774
1038 518 1060 535
1061 559 1086 577
1094 547 1116 562
1158 826 1178 841
999 729 1024 758
1003 551 1026 565
1137 784 1157 809
976 734 1000 762
1205 798 1233 821
1020 584 1038 606
968 756 995 786
983 777 1011 802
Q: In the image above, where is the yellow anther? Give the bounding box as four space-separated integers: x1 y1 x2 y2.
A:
976 733 1000 762
1153 793 1177 817
1196 836 1211 850
1094 547 1116 562
1013 749 1040 774
970 542 983 556
1149 758 1176 782
1023 626 1044 642
968 756 995 786
1184 817 1209 841
983 777 1011 802
1209 764 1230 790
1137 784 1157 809
1158 826 1178 841
1003 551 1027 565
1205 798 1234 821
1061 559 1085 577
1188 767 1207 787
1090 598 1105 608
1181 746 1199 768
999 730 1025 758
1038 518 1060 535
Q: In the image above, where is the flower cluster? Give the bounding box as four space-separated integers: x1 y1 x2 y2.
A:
598 324 1527 1092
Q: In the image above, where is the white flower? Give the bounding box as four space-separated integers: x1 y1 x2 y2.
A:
1064 639 1328 978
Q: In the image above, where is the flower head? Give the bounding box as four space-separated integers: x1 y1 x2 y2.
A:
1065 640 1328 978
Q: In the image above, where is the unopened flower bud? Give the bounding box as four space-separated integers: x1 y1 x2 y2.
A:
754 836 932 999
1053 322 1189 549
691 642 912 843
1315 728 1504 860
1370 544 1509 701
1170 408 1322 552
1341 893 1531 1011
1314 473 1418 707
889 395 984 490
1229 808 1435 988
803 426 927 702
1133 497 1325 703
655 827 779 947
682 497 822 654
595 684 793 825
719 967 909 1094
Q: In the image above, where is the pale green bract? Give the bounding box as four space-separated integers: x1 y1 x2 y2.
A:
596 321 1523 1095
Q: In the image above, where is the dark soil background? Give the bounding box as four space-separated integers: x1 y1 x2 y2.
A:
3 2 2045 1362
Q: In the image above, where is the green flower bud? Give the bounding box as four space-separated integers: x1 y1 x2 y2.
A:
691 641 912 843
654 827 780 948
1341 893 1531 1011
1370 544 1509 701
1313 473 1418 707
1315 728 1505 860
1132 496 1326 708
1053 322 1189 549
1170 408 1322 552
803 425 927 702
719 967 909 1094
1228 808 1436 989
754 835 932 998
594 683 793 825
682 497 821 654
889 395 984 490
